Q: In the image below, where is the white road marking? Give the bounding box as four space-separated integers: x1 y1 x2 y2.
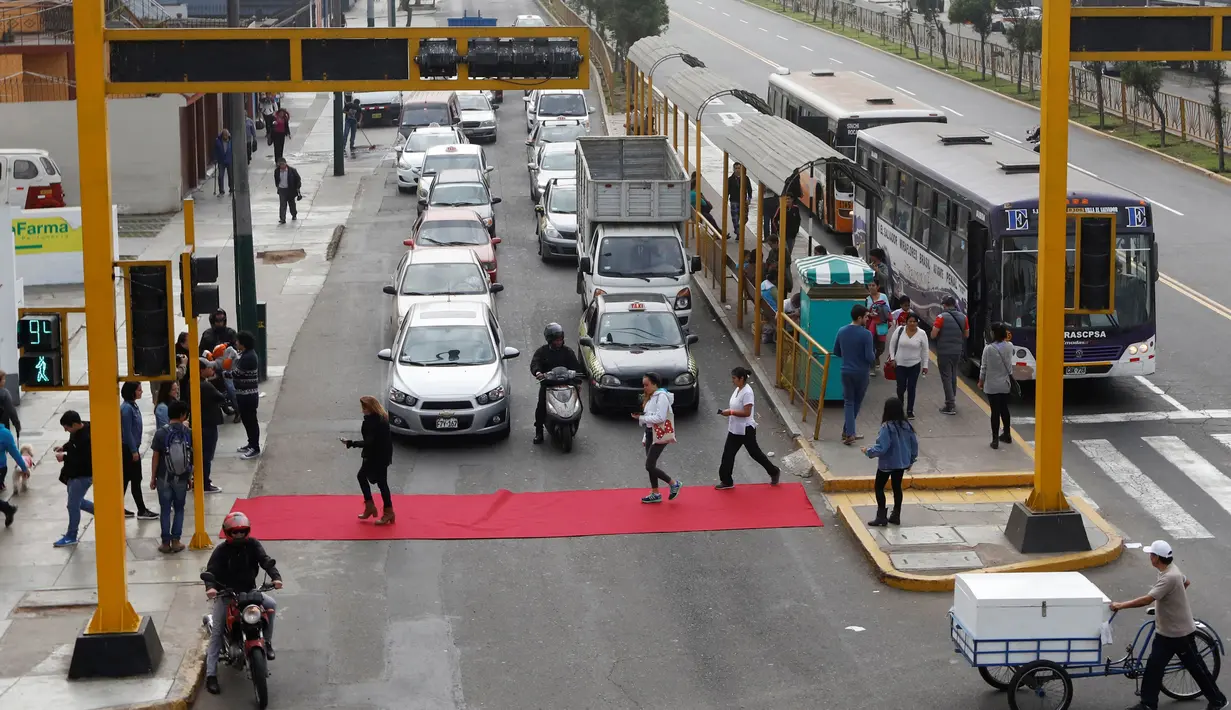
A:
741 18 749 23
1068 163 1098 178
1135 375 1188 411
1212 433 1231 451
1145 198 1184 216
858 70 875 78
895 86 916 96
1074 439 1210 539
992 130 1022 144
1014 409 1231 426
722 11 730 15
940 105 963 116
1024 440 1097 510
777 34 789 40
1143 436 1231 519
800 45 813 51
829 57 844 64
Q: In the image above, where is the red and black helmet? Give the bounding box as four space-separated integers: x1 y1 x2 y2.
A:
221 511 251 541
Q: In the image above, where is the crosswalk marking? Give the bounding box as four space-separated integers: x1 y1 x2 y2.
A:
1211 433 1231 452
1142 436 1231 519
1074 439 1212 539
1025 441 1097 509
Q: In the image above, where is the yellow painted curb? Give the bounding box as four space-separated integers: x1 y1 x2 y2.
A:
114 634 207 710
837 494 1124 592
821 469 1035 492
729 0 1231 188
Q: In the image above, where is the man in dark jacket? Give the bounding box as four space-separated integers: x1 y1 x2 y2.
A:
213 129 232 197
203 511 283 696
530 322 582 444
727 162 752 239
198 359 227 494
54 410 94 547
273 158 302 224
199 310 239 417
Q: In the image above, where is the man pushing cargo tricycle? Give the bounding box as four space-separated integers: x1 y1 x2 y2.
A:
949 541 1226 710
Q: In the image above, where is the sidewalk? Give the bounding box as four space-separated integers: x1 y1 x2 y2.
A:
0 87 370 708
640 99 1124 591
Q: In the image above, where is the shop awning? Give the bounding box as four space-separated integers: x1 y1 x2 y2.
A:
795 255 874 287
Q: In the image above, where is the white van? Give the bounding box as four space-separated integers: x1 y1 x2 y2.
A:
0 149 65 209
578 225 702 326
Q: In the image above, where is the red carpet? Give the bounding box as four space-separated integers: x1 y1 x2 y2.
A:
226 483 822 540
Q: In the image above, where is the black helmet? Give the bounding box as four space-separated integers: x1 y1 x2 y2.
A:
543 323 564 343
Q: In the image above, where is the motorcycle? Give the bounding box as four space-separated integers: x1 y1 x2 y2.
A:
200 572 277 709
542 365 584 453
1026 125 1041 153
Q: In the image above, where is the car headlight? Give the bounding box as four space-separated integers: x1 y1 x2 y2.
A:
242 605 263 625
674 372 696 386
599 374 620 387
476 385 505 405
674 287 691 310
389 388 418 407
1127 341 1151 356
481 120 496 127
543 223 559 238
482 216 493 226
481 260 496 272
418 188 428 199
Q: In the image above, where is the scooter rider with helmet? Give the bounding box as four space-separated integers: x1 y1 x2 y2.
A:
531 322 582 444
203 511 284 696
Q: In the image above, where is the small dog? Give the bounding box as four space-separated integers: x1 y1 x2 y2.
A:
16 444 33 494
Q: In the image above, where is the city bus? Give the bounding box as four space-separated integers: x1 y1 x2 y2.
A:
766 68 947 234
852 123 1157 382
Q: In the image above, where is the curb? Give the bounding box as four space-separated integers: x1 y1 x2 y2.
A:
111 634 206 710
325 223 345 261
837 495 1124 592
727 0 1231 187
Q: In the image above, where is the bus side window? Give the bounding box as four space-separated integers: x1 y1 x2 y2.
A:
955 206 970 237
895 173 914 235
879 164 898 225
913 183 933 248
949 234 968 277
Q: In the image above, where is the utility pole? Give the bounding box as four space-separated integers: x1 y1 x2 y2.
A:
227 0 258 336
367 0 374 27
387 0 394 27
333 0 345 176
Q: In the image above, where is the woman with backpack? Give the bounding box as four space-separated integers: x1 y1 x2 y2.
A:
861 397 918 527
342 396 395 525
865 280 891 376
119 382 158 521
632 373 681 504
150 400 193 553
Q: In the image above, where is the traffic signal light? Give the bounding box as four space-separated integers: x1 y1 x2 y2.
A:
1066 214 1116 314
17 313 65 388
180 254 219 318
122 263 175 378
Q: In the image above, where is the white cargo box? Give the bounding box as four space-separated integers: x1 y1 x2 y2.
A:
951 572 1110 667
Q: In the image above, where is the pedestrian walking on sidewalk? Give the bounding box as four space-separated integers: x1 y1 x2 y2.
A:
154 380 179 430
979 322 1017 450
0 424 30 528
213 129 233 197
931 295 969 416
150 401 192 554
259 93 276 139
886 312 928 419
245 114 257 163
633 373 681 504
197 359 226 494
274 159 302 224
715 367 780 490
1112 541 1228 710
344 396 395 525
343 98 360 156
727 162 751 239
233 332 262 460
862 397 918 527
0 370 19 492
270 108 292 162
53 411 93 548
120 382 158 521
833 304 875 446
865 280 891 375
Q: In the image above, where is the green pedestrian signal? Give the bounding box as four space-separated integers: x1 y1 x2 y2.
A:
17 313 67 388
19 353 63 388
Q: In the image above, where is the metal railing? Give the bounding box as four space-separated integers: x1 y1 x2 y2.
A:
0 71 72 102
0 1 72 43
777 314 830 441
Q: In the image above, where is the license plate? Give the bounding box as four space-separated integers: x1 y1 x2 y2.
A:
435 417 459 430
371 112 382 119
1065 366 1087 376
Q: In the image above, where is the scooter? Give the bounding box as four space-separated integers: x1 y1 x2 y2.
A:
201 572 277 709
542 365 584 453
1026 125 1041 153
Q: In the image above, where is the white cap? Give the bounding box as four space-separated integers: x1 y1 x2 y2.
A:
1143 540 1173 558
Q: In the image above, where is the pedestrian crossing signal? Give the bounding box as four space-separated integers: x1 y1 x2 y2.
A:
17 313 66 388
18 354 63 388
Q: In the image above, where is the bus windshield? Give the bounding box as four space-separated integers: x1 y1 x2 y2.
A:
1000 233 1153 331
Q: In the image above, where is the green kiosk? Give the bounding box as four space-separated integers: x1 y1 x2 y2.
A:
793 254 875 402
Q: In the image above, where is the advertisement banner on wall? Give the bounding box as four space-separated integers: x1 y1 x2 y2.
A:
9 206 120 287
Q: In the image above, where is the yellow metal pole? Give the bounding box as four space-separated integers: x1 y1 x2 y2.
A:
644 75 653 136
776 194 789 385
183 199 213 551
662 94 669 138
624 59 632 134
75 0 140 635
672 105 679 151
736 165 747 327
695 117 702 257
753 182 764 357
720 152 729 301
1024 1 1071 514
682 114 690 247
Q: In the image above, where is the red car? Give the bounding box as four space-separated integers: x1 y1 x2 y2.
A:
405 207 501 283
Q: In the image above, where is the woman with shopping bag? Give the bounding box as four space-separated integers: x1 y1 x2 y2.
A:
631 373 682 504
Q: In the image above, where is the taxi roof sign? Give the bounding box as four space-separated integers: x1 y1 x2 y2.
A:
629 302 645 310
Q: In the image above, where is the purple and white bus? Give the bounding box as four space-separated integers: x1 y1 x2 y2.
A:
852 124 1157 382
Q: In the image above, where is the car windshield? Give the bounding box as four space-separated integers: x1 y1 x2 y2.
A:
400 263 488 295
537 94 586 117
430 184 488 207
401 105 449 127
596 311 683 348
458 95 489 111
596 236 685 278
540 151 576 172
417 219 489 246
548 187 577 214
407 132 457 153
540 124 587 143
400 325 496 366
422 154 481 174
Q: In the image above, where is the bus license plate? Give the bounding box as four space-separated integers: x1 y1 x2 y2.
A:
371 112 382 119
1065 366 1087 376
435 417 459 430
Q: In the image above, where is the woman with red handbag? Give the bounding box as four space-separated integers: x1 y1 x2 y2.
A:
886 312 929 420
631 373 682 504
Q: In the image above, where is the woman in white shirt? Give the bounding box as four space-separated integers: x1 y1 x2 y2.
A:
887 312 929 420
715 367 781 489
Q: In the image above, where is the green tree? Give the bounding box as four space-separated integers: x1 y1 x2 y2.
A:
1199 61 1227 172
948 0 996 80
1083 61 1107 129
603 0 668 62
1121 62 1167 147
1002 11 1040 93
919 0 949 69
899 3 920 60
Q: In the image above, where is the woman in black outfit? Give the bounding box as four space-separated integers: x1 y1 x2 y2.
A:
343 396 395 525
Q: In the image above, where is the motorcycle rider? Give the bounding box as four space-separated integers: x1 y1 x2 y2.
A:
530 322 582 444
203 511 283 696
